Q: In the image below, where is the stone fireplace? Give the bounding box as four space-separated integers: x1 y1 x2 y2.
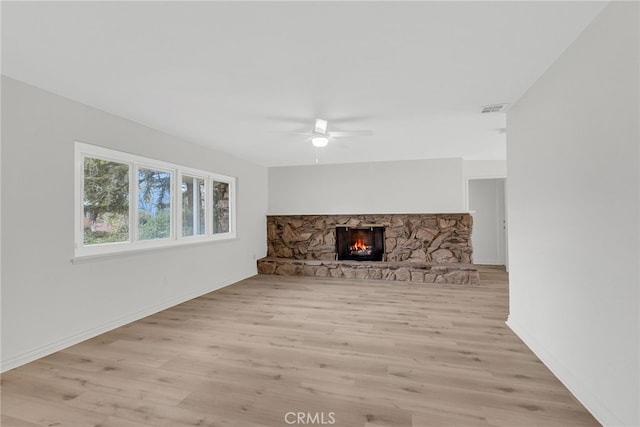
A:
257 214 479 285
336 226 384 261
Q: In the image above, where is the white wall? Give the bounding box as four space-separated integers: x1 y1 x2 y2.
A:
463 159 506 180
469 179 505 265
507 3 639 426
1 77 268 371
268 158 465 214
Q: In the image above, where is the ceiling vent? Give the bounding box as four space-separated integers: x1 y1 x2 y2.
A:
481 103 508 114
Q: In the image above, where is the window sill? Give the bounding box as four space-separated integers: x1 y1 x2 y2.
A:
71 234 237 264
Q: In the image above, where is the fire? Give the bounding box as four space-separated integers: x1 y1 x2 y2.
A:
350 238 368 253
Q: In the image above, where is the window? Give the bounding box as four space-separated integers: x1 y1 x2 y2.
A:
212 180 230 234
137 167 172 240
75 142 236 258
181 175 206 237
83 157 130 245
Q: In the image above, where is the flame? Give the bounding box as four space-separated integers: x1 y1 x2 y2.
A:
350 238 368 253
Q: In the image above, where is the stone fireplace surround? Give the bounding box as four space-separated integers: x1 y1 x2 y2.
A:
257 214 479 285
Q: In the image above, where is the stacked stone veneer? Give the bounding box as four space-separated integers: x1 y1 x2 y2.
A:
257 259 479 285
258 214 479 285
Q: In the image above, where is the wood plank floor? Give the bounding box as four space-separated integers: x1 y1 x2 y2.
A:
1 266 600 427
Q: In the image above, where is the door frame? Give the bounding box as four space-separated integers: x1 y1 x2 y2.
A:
465 176 508 270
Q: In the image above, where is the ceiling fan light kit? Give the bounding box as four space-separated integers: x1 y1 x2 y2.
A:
311 136 329 147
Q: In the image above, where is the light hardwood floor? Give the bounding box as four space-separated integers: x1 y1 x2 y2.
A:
1 267 600 427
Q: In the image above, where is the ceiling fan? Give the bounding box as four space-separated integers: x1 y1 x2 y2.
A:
276 118 373 148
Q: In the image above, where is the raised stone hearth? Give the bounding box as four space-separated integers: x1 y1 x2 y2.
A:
258 214 479 285
257 258 479 285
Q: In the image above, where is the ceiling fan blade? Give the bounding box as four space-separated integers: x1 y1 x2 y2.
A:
328 130 373 138
269 131 313 136
314 118 328 134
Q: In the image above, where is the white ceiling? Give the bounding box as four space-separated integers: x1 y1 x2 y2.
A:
2 1 607 166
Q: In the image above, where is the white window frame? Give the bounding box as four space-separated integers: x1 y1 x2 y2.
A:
135 162 175 243
179 169 210 240
75 141 237 259
210 173 237 236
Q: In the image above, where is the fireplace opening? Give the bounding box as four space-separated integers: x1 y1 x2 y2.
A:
336 226 385 261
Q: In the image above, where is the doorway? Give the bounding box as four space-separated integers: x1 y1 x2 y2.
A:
467 178 507 268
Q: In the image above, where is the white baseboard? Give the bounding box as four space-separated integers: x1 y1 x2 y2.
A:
1 272 254 373
473 258 502 265
506 316 624 427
